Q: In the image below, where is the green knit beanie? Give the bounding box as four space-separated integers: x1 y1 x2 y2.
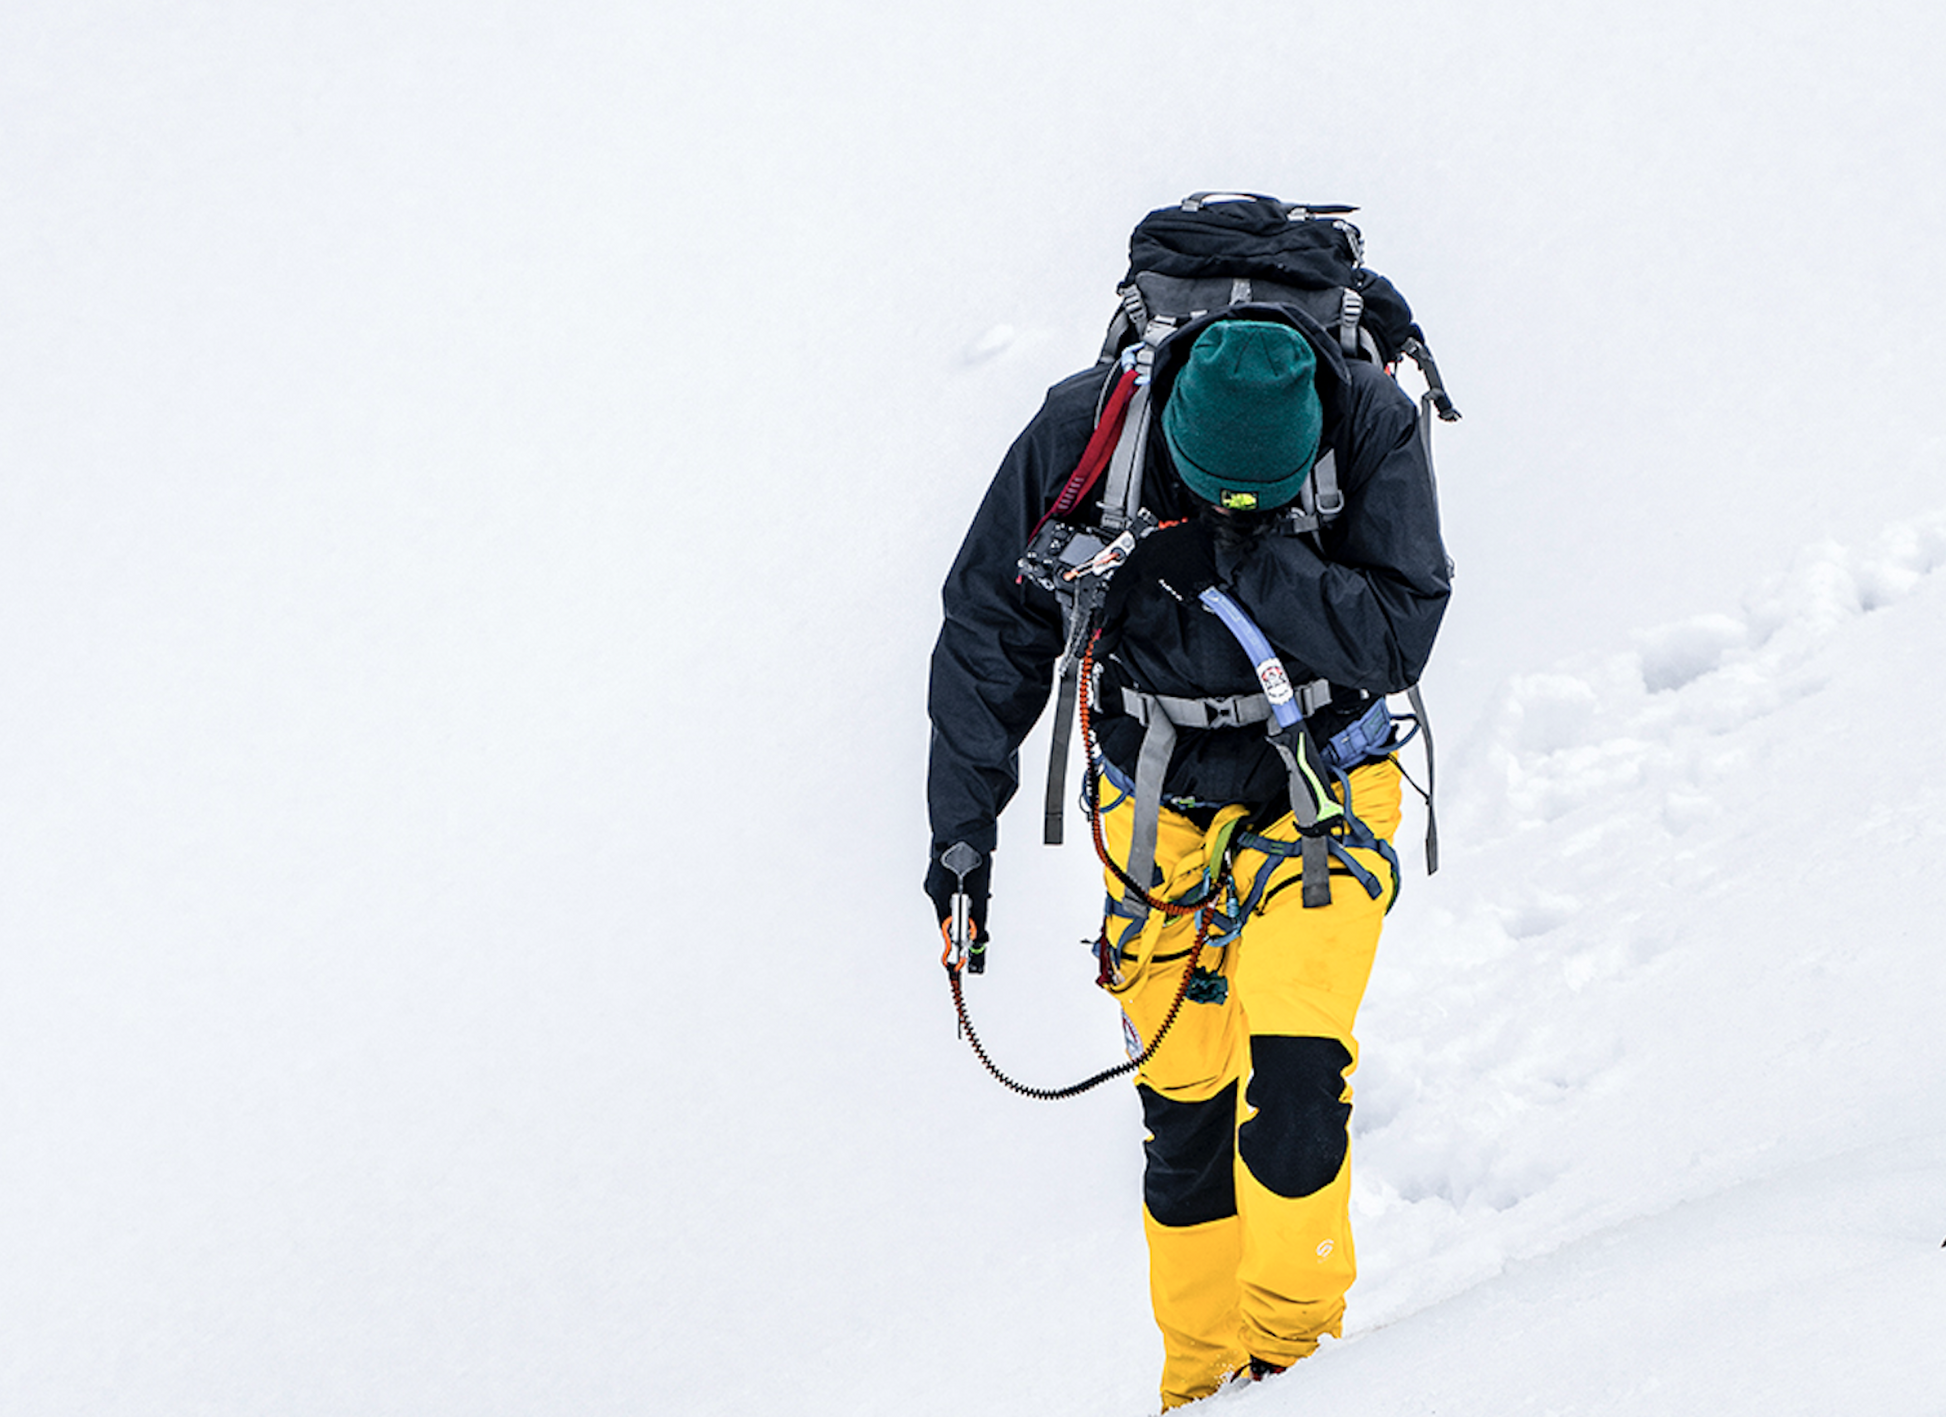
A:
1161 320 1323 511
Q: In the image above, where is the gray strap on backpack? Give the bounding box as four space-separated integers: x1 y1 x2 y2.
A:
1309 447 1343 520
1338 287 1365 358
1407 681 1439 874
1284 448 1341 542
1099 370 1154 533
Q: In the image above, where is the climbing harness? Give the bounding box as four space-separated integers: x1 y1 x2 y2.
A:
942 603 1411 1098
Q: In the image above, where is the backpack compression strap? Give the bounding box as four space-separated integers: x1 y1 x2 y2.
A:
1406 681 1438 874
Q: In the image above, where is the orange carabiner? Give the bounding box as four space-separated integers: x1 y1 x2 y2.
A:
939 917 979 973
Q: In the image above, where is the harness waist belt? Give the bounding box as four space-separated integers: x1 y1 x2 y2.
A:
1110 676 1347 920
1118 686 1275 731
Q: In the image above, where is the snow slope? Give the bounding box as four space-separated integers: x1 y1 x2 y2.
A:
5 2 1946 1415
1303 515 1946 1413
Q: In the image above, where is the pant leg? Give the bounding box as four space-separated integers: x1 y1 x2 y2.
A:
1095 791 1250 1408
1226 758 1402 1366
1097 761 1404 1400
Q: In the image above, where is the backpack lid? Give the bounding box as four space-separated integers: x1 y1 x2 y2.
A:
1119 195 1422 365
1126 195 1363 291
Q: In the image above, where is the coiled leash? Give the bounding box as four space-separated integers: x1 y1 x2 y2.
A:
942 903 1215 1101
941 630 1233 1101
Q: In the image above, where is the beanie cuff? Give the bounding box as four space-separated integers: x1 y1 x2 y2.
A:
1167 430 1317 511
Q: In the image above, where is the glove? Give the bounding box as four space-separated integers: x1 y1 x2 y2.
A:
1102 518 1219 625
925 841 990 945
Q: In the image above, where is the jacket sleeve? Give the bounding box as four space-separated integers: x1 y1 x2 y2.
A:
1214 367 1450 693
926 373 1101 854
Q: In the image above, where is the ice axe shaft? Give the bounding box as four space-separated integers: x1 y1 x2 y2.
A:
953 894 983 974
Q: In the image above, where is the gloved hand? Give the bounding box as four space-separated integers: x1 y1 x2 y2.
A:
1102 518 1219 625
925 841 990 946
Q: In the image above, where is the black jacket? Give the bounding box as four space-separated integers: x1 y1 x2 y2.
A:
927 305 1450 853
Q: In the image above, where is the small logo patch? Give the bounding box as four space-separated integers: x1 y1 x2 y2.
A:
1316 1240 1335 1259
1220 490 1260 511
1257 659 1294 705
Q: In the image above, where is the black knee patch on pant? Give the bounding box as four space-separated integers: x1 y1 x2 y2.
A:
1138 1080 1238 1228
1238 1036 1354 1199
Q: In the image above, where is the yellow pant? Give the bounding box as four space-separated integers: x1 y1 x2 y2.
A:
1095 759 1403 1410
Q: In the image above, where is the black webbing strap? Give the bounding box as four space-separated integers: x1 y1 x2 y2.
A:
1301 833 1332 908
1042 585 1104 847
1402 337 1461 423
1267 725 1338 909
1043 660 1081 846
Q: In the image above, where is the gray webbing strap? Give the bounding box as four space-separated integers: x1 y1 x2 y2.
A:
1407 681 1438 873
1043 659 1081 845
1123 697 1178 921
1338 287 1365 357
1120 686 1272 731
1417 392 1440 504
1287 449 1340 534
1310 447 1343 520
1100 377 1153 533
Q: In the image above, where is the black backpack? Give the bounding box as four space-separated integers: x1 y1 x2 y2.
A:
1021 192 1455 873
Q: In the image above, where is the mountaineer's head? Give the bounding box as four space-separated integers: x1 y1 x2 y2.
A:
1161 319 1323 513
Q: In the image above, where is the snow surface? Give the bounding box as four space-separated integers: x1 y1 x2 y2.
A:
5 2 1945 1414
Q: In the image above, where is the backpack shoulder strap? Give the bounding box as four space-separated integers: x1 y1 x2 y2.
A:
1098 344 1159 532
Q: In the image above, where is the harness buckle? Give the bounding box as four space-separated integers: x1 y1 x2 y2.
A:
1204 697 1244 730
